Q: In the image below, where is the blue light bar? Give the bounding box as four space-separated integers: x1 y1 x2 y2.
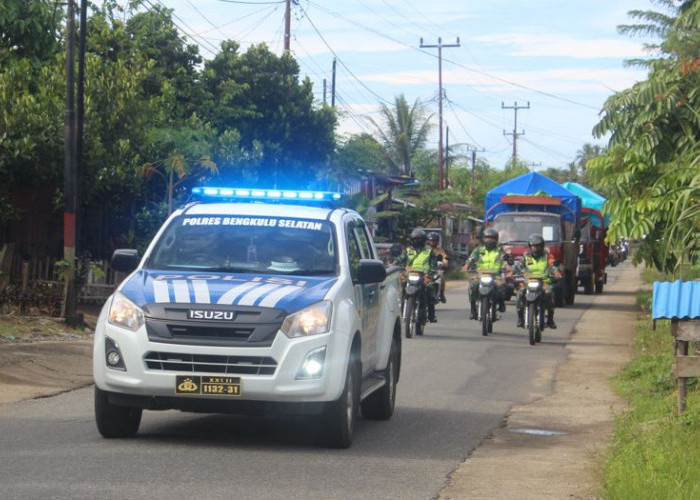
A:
191 186 344 203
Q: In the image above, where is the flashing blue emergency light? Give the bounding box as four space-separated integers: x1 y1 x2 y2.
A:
191 186 343 203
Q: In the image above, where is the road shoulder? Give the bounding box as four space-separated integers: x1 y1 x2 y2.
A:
438 261 641 499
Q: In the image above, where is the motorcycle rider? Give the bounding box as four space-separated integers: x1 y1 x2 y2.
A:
427 231 449 303
464 228 508 320
396 228 440 323
515 233 561 329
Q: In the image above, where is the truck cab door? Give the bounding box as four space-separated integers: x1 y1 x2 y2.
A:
345 219 380 373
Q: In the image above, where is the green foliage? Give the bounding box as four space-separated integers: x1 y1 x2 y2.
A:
588 2 700 274
367 94 433 176
601 318 700 499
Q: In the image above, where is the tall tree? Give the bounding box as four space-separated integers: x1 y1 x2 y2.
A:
199 41 336 186
589 0 700 274
368 95 433 177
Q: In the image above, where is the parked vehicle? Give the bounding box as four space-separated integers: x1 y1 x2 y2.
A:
93 186 403 448
484 172 582 308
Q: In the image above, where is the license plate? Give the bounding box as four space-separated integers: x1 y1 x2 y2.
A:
175 375 241 396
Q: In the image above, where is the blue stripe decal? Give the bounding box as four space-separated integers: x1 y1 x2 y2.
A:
120 270 337 313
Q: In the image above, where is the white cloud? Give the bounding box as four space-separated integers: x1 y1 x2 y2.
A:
472 33 648 59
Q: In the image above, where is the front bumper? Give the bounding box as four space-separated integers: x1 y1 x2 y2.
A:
93 317 348 406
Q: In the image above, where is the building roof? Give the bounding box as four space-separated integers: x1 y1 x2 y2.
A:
652 281 700 320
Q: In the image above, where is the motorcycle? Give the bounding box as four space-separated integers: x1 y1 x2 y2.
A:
402 269 432 338
468 270 504 336
520 273 547 346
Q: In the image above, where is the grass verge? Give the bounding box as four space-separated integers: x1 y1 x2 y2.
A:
600 289 700 498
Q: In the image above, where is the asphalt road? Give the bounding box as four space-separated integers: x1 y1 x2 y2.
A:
0 282 596 500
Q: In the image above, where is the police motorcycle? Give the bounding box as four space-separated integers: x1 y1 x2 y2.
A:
519 272 547 346
468 253 511 337
401 256 442 338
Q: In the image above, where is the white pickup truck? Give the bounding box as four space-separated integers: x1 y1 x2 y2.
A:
93 187 403 447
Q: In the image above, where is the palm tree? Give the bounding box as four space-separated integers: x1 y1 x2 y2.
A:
367 95 433 177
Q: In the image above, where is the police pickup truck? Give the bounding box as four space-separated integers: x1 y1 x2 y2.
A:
93 187 403 447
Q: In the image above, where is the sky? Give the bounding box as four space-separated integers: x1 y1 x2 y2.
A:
153 0 654 170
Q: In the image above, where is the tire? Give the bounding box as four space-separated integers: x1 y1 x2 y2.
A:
527 302 537 346
554 286 564 307
404 296 415 339
481 296 490 336
323 355 359 448
565 277 575 305
583 274 594 295
361 337 397 420
595 280 603 294
94 387 142 438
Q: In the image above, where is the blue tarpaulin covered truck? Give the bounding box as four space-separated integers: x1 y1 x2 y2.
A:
484 172 582 307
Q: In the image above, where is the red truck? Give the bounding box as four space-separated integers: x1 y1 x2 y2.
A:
561 182 609 295
484 173 582 307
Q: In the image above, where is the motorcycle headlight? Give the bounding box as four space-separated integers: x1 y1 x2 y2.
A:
408 273 422 283
480 276 494 284
527 281 541 289
281 301 332 339
108 292 145 331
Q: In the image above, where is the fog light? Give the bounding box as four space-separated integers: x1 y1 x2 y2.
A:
105 337 126 371
107 350 121 366
296 346 326 380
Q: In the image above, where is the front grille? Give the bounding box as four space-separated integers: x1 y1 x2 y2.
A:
144 304 286 347
167 325 255 341
145 351 277 375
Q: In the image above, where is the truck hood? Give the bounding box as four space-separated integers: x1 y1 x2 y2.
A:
119 269 338 313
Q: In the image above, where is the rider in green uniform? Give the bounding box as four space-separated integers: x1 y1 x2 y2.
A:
465 228 508 320
396 229 440 322
515 233 559 329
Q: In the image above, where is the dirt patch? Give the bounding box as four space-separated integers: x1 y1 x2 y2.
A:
0 314 95 405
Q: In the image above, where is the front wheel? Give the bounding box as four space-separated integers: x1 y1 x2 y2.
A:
94 387 142 438
361 337 398 420
404 296 415 339
527 302 537 346
323 355 359 448
481 296 490 336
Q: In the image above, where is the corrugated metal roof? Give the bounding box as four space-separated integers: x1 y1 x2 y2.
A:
652 281 700 320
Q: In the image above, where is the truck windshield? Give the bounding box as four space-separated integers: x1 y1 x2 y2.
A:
146 215 337 276
492 214 561 244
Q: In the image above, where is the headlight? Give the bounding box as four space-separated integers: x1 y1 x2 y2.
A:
527 281 541 289
408 273 422 283
480 276 494 284
281 301 332 338
108 292 145 331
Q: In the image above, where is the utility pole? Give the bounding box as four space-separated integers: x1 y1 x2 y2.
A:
284 0 291 52
331 57 336 108
502 101 530 167
465 145 485 198
420 37 460 190
63 0 79 325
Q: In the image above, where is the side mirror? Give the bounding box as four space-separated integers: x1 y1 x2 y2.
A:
111 249 140 274
356 259 387 284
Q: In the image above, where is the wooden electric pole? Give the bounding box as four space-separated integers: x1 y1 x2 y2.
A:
284 0 291 52
63 0 80 325
420 37 460 190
